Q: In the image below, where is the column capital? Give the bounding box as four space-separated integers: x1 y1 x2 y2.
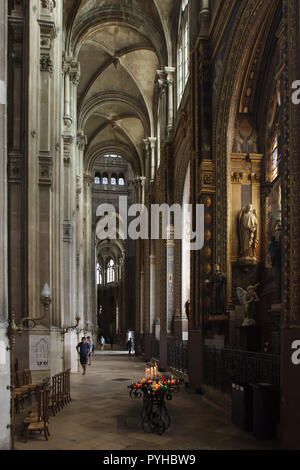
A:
83 173 93 184
77 133 87 151
69 61 81 86
139 176 146 186
165 66 176 84
148 137 157 148
156 69 168 90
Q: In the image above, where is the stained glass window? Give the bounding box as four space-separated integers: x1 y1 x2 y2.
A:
177 0 189 107
271 135 279 182
94 172 101 184
107 259 115 283
97 263 103 285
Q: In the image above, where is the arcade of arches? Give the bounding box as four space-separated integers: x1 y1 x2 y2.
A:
1 0 300 450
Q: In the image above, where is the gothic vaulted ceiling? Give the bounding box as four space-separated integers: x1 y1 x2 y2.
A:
64 0 173 177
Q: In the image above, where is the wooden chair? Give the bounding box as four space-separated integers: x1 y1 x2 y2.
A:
65 369 71 403
24 384 51 442
23 369 41 401
48 374 58 416
13 371 31 412
62 370 70 406
57 372 63 410
23 377 50 422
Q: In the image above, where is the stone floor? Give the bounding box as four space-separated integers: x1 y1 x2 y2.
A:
15 352 280 450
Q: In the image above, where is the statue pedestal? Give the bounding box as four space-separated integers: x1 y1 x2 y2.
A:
237 325 260 352
238 256 258 266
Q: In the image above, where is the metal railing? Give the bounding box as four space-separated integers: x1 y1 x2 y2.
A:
167 341 188 374
203 346 280 395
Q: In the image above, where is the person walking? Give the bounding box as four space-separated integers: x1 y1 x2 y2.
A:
100 335 105 351
87 336 94 366
110 335 114 350
76 337 90 375
127 337 132 356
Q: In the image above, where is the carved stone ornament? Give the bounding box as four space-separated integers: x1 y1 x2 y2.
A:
69 70 80 86
249 172 261 184
231 171 243 183
63 116 73 129
203 173 215 186
41 0 56 12
40 54 53 74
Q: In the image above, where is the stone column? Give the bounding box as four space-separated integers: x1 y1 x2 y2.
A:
143 138 151 183
149 137 157 182
140 176 146 205
83 173 94 334
61 57 80 372
76 134 87 326
144 137 157 183
149 253 156 335
156 69 168 165
0 0 10 450
62 135 74 329
188 38 212 392
166 226 175 334
165 67 176 137
198 0 211 36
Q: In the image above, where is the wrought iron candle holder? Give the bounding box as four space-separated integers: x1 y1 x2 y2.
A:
128 375 183 435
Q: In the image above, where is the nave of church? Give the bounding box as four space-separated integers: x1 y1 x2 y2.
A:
1 0 300 451
14 351 278 451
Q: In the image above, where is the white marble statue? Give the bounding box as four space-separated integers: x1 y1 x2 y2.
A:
236 284 259 326
239 204 258 260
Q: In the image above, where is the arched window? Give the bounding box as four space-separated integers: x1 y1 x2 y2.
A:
104 154 121 159
94 172 101 184
118 174 125 186
270 134 279 182
111 173 117 185
96 262 103 285
107 259 115 283
102 173 109 185
177 0 189 107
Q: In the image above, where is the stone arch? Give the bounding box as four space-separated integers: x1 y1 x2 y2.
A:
213 0 279 304
85 141 142 178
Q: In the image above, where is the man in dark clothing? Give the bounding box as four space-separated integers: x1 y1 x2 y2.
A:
76 337 90 375
127 338 132 356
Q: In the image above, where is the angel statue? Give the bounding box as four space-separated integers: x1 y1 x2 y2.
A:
238 204 258 263
236 284 259 326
